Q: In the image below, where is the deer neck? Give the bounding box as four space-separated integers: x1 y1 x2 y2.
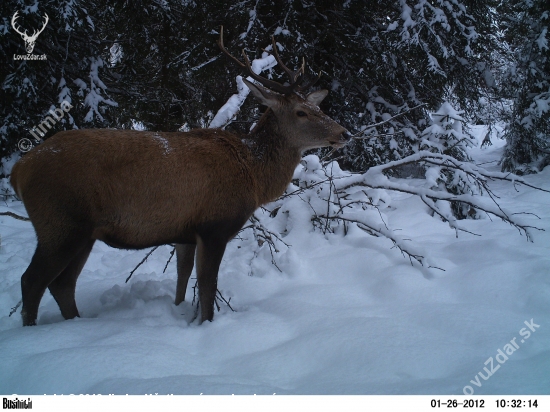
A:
246 109 302 206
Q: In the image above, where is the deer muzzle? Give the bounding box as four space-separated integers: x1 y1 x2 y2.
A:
330 131 352 148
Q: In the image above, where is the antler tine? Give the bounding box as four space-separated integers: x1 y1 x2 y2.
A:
217 26 291 95
217 26 247 70
296 70 322 92
299 57 306 80
34 13 49 38
11 11 28 37
270 36 305 86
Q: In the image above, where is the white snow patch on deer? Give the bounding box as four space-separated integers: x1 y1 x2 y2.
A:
152 133 172 155
0 129 549 395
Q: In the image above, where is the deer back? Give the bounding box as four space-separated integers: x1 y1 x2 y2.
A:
11 128 259 248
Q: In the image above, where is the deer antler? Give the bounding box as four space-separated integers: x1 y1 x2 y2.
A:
11 12 48 41
218 26 320 95
11 11 28 38
30 13 49 41
270 36 305 85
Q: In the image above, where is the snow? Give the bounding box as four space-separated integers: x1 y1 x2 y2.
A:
433 101 465 122
152 133 172 155
386 21 398 32
1 133 549 395
425 165 441 188
536 27 548 52
535 96 549 114
427 54 444 75
209 55 277 129
208 76 251 129
239 0 260 40
74 58 118 123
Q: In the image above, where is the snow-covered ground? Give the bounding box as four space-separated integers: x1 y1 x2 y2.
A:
1 132 549 395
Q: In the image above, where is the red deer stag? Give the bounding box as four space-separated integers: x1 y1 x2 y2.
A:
10 27 350 326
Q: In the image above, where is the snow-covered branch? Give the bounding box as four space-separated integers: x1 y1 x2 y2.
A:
334 151 547 241
209 54 277 129
246 147 548 274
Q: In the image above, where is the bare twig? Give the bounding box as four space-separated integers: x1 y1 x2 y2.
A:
9 299 22 317
0 211 30 221
351 103 426 138
279 174 351 200
352 131 405 140
190 278 235 318
163 246 177 273
126 246 159 283
216 289 235 312
239 214 290 272
318 214 430 267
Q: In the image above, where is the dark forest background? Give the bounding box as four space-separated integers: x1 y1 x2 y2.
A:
1 0 548 185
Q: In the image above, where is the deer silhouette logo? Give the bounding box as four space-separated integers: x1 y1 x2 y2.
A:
11 11 49 54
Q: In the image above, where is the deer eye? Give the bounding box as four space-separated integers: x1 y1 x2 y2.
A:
296 110 307 117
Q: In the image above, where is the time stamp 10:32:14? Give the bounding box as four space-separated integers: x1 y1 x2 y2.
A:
430 399 539 408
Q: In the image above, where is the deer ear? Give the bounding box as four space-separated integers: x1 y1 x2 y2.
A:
243 79 280 108
306 89 328 106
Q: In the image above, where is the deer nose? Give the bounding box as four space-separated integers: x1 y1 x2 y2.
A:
341 131 352 142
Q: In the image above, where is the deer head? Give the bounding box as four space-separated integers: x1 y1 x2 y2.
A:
217 26 351 151
12 11 49 54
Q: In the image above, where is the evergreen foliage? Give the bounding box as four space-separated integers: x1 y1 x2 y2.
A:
0 0 547 178
500 0 550 174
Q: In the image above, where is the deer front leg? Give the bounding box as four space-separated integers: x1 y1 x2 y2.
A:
174 243 196 306
195 235 227 323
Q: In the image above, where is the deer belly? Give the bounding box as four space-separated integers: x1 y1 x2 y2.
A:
91 218 197 250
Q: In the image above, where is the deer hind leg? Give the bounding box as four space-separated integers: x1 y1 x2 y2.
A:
174 243 196 306
195 235 227 323
21 228 92 326
48 239 95 321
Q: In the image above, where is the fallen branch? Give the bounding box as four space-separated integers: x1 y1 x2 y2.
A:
318 214 443 268
0 211 30 221
335 151 547 241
